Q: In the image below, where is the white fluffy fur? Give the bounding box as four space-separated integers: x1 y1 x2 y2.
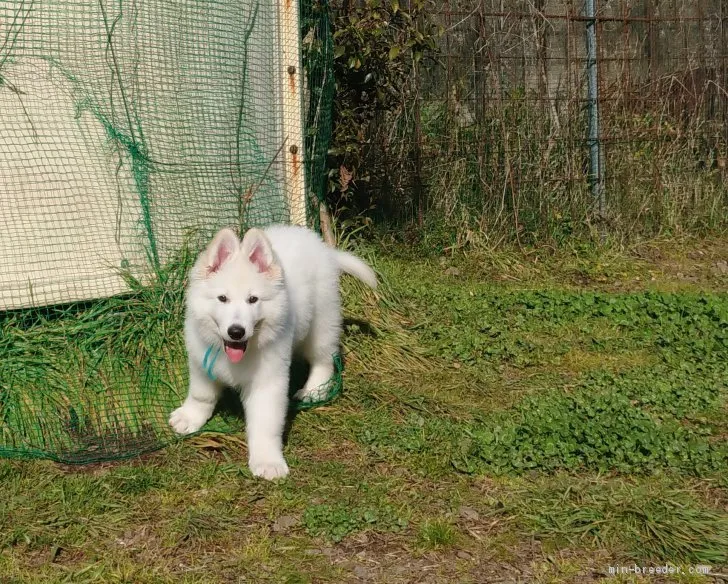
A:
169 225 377 480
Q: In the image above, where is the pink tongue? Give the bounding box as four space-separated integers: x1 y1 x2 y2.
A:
225 346 245 363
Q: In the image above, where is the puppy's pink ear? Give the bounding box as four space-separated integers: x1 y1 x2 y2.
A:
205 228 239 275
241 228 275 273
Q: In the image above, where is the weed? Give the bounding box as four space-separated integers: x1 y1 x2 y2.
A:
303 501 408 542
379 276 728 477
417 519 458 549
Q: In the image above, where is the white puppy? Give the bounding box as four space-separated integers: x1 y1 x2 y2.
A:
169 225 377 480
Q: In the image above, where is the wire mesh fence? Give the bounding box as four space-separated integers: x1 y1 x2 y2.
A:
346 0 728 242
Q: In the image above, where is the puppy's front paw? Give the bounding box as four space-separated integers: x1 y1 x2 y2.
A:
293 385 325 402
169 405 209 435
249 457 289 480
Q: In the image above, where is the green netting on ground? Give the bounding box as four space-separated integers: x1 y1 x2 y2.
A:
0 0 336 463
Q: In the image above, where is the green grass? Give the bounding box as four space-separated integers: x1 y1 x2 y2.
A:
513 476 728 564
417 519 458 550
0 239 726 582
0 247 194 462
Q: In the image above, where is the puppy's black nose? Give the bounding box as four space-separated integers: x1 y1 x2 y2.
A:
227 325 246 341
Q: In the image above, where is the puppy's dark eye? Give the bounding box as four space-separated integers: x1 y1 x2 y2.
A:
217 295 228 303
247 295 259 304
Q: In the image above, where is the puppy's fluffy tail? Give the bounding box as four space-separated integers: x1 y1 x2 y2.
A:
333 250 378 289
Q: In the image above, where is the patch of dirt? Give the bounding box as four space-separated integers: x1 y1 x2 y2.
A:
612 239 728 292
295 529 622 584
54 448 168 475
455 238 728 293
306 438 366 465
14 544 87 571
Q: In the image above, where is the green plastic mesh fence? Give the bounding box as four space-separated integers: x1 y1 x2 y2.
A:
0 0 336 463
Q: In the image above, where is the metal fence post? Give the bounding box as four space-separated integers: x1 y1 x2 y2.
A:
585 0 605 222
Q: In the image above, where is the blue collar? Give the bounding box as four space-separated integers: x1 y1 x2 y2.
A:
202 345 221 381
